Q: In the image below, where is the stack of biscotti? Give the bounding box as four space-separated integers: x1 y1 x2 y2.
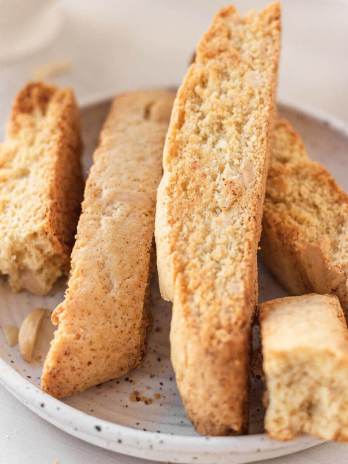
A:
0 0 346 447
262 118 348 311
42 90 174 397
0 82 83 295
260 294 348 441
258 118 348 442
155 3 281 435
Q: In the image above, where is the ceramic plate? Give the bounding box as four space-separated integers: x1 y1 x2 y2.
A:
0 100 347 464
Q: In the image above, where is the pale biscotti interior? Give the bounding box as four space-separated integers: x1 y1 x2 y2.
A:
262 118 348 310
41 90 175 398
0 82 83 295
155 3 280 435
261 294 348 441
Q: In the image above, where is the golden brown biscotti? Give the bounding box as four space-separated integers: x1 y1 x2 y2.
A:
262 118 348 311
155 3 281 435
41 90 175 398
0 82 83 295
261 294 348 441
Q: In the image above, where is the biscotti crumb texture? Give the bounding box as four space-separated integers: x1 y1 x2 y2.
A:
262 118 348 311
261 294 348 441
155 3 281 435
0 82 83 295
41 90 175 398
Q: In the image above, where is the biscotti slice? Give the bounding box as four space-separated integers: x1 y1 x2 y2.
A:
261 294 348 441
262 118 348 311
155 3 281 435
41 90 175 398
0 82 83 295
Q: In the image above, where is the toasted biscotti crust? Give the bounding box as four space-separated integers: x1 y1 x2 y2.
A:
41 90 175 398
0 82 83 295
261 294 348 441
262 118 348 311
155 3 281 435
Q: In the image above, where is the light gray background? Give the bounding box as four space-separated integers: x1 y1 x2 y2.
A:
0 0 348 463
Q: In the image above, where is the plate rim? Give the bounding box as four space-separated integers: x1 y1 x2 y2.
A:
1 99 346 463
0 359 322 462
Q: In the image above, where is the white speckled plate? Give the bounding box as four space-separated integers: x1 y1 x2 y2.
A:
1 100 347 463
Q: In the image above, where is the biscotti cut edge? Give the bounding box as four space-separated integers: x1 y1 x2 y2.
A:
262 118 348 311
155 2 281 435
0 82 83 295
261 293 348 441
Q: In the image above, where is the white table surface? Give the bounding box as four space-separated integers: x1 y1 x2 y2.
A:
0 1 347 463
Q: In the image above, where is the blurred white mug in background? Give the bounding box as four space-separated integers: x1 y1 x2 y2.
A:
0 0 63 63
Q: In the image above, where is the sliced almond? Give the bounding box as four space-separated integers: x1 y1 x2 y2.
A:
2 325 19 347
18 308 46 363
